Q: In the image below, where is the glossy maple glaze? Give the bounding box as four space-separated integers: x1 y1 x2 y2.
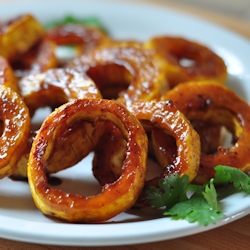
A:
28 98 148 223
67 42 169 107
0 85 30 178
162 81 250 183
19 67 102 116
144 36 227 88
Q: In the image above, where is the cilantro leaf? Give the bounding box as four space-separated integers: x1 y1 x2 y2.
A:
146 173 223 226
145 174 189 209
185 182 204 196
214 165 250 194
146 165 250 226
202 179 218 210
164 195 224 226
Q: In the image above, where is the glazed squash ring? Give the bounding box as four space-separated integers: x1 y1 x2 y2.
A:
144 36 227 88
144 36 225 155
0 85 30 179
130 101 200 196
162 81 250 183
28 98 148 223
12 67 102 178
18 67 102 117
67 42 169 107
92 100 200 205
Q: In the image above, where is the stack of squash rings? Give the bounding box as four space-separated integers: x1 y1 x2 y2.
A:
1 13 250 223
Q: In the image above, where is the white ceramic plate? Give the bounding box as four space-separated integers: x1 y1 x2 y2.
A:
0 0 250 246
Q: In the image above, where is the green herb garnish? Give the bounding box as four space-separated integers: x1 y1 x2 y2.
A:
146 165 250 226
45 15 109 34
214 165 250 193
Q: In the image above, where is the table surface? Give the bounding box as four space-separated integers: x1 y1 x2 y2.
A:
0 0 250 249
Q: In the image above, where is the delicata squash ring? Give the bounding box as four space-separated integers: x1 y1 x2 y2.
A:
18 67 102 116
162 81 250 183
0 85 30 178
131 101 200 194
67 42 169 107
12 67 102 178
28 98 148 223
144 36 227 88
93 100 200 205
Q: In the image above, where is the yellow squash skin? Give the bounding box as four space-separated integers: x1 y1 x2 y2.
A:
28 98 148 223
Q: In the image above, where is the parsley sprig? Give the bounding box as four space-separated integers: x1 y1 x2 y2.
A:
146 165 250 226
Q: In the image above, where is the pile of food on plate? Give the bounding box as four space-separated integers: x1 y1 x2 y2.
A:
0 13 250 225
